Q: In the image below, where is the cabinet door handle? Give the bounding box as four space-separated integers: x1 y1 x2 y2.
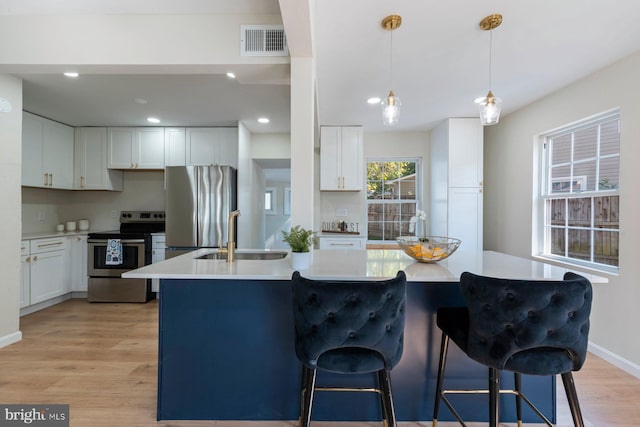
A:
77 236 82 241
80 176 85 188
44 173 49 186
330 242 355 246
49 173 53 187
26 256 31 263
32 256 38 262
130 162 134 169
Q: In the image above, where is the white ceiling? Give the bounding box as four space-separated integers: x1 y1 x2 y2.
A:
7 0 640 133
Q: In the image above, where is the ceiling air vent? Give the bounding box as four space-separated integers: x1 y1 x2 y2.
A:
240 25 289 57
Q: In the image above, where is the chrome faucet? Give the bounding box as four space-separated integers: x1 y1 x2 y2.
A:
226 210 241 263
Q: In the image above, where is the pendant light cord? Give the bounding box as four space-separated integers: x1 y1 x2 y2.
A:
488 28 493 92
390 29 394 90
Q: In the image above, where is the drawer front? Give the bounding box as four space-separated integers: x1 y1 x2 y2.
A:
30 237 67 254
318 237 366 250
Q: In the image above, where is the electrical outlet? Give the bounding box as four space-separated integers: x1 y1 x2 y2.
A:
37 211 45 222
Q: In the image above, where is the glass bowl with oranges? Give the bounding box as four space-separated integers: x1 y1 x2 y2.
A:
396 236 461 263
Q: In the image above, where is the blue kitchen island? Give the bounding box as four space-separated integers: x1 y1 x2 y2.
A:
124 249 605 423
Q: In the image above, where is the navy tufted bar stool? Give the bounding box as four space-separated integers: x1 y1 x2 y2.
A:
433 271 593 427
291 270 407 427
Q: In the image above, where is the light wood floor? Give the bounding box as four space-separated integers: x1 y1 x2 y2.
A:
1 299 639 427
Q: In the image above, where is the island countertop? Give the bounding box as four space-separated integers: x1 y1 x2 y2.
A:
122 248 607 283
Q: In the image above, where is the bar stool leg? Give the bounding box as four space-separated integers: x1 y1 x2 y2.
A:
378 369 397 427
561 372 585 427
489 367 500 427
432 332 449 427
299 365 316 427
514 372 523 427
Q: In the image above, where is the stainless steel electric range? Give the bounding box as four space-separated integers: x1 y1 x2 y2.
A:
87 210 165 302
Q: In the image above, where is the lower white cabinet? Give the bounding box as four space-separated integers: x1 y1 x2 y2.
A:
69 235 88 292
20 241 30 309
318 235 367 250
29 237 67 305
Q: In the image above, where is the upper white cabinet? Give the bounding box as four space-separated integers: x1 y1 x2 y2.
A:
164 128 187 166
430 118 483 254
186 127 238 168
108 127 165 169
320 126 363 191
74 127 123 191
22 112 74 189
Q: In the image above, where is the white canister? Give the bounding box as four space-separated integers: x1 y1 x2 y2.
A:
78 219 90 231
56 224 65 232
65 221 77 232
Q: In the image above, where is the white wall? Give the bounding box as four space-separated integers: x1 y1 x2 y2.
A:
318 131 430 237
0 74 22 347
484 50 640 370
264 181 291 249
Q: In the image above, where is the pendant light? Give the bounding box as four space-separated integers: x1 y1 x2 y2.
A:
381 15 402 126
476 14 503 126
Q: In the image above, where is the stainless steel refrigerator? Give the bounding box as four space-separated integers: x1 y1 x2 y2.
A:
165 165 237 257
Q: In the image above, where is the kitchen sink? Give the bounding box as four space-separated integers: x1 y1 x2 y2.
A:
196 251 288 260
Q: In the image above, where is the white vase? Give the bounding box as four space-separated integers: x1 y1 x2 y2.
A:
291 252 311 270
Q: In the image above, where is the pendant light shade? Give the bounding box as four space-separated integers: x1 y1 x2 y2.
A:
477 14 503 126
381 15 402 126
383 90 401 126
477 90 502 126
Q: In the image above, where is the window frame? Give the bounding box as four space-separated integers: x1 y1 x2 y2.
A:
366 157 422 243
536 109 620 274
265 187 277 215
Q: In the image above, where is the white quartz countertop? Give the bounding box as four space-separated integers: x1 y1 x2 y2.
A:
22 230 90 240
122 248 608 283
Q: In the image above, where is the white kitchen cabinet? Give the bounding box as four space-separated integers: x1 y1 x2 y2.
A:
69 235 88 292
22 112 74 189
20 241 30 309
430 118 483 254
74 127 124 190
29 237 67 305
108 127 165 169
318 235 367 250
320 126 363 191
186 127 238 168
164 128 187 166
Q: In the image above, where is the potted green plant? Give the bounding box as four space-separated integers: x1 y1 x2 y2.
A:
282 225 316 270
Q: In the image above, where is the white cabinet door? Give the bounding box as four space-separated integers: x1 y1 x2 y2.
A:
186 128 238 168
137 127 165 168
69 235 88 292
21 112 74 189
447 187 483 254
20 250 31 309
43 120 74 189
339 127 363 191
108 127 136 168
318 236 366 250
164 128 186 166
215 127 239 168
320 127 341 190
22 112 45 187
74 127 124 190
447 118 483 188
30 249 66 305
320 126 363 191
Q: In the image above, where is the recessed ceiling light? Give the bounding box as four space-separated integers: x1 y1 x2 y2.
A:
64 72 79 78
226 72 236 79
367 97 381 104
258 117 270 124
134 98 148 104
147 117 161 124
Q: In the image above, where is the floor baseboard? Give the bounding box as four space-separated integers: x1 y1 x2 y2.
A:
0 331 22 349
588 341 640 379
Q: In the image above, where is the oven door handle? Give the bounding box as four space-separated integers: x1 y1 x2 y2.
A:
88 239 146 244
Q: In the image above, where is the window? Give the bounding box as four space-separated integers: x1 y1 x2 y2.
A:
540 110 620 270
367 159 420 242
265 187 276 215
